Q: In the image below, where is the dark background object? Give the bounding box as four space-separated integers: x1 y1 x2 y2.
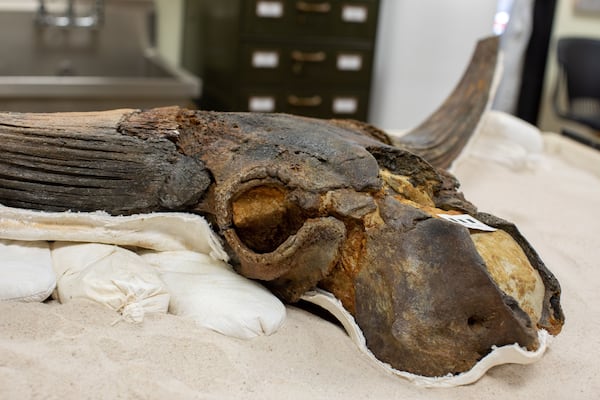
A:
553 37 600 129
552 37 600 149
182 0 379 121
515 0 557 126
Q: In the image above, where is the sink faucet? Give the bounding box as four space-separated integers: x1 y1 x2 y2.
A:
36 0 104 28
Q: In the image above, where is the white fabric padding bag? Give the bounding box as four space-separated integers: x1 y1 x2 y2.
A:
51 242 170 323
140 250 286 339
0 239 56 302
1 205 286 337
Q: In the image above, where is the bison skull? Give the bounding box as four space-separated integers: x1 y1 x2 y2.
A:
0 106 564 378
119 108 564 377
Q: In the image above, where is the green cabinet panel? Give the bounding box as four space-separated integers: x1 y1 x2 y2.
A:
183 0 379 121
240 43 373 85
239 87 369 119
241 0 379 40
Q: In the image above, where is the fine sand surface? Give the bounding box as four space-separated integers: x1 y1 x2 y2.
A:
1 133 599 399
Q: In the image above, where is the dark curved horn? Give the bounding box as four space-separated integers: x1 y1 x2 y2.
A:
392 36 501 169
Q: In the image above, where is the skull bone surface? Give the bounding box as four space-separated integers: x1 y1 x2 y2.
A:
149 109 565 377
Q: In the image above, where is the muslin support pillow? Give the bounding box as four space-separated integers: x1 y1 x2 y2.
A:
50 242 171 323
0 205 286 339
0 239 56 302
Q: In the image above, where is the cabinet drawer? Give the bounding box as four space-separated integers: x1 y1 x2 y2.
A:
241 43 373 85
241 88 368 120
242 0 378 40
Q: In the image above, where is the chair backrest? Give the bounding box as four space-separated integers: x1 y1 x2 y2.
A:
556 37 600 102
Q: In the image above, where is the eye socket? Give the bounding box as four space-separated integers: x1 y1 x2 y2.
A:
232 185 306 254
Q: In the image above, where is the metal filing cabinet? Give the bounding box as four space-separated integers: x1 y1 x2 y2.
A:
183 0 379 120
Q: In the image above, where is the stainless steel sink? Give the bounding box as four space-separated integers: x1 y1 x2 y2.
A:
0 1 201 112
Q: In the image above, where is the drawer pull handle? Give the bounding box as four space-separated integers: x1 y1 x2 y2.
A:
296 1 331 13
287 95 322 107
291 50 326 63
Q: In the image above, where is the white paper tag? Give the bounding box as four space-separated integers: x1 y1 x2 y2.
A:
438 214 497 231
252 51 279 68
337 54 363 71
248 96 275 112
342 5 368 23
256 1 284 18
332 97 358 114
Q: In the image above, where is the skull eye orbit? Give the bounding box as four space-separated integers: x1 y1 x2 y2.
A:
232 185 306 254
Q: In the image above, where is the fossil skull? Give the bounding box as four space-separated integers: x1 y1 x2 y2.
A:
127 109 563 377
0 106 564 378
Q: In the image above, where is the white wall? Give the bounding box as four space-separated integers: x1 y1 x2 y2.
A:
368 0 498 129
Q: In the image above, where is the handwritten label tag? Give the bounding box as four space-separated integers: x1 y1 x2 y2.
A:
333 97 358 114
248 96 275 112
342 5 368 23
438 214 497 232
252 51 279 68
256 1 284 18
337 54 363 71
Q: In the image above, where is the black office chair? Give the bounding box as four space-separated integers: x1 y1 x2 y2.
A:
553 37 600 148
